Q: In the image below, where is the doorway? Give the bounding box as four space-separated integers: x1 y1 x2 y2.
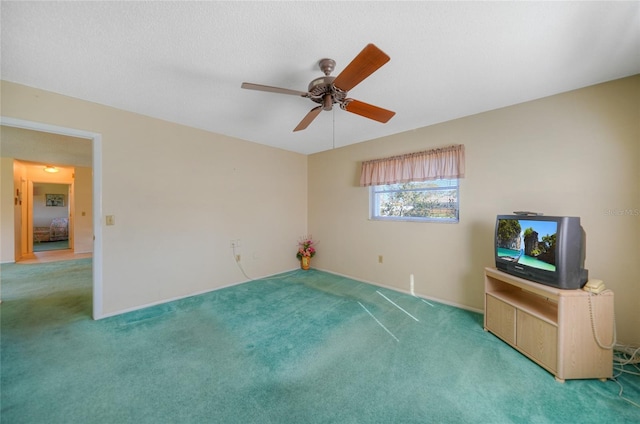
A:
1 117 104 319
32 182 71 253
12 161 82 261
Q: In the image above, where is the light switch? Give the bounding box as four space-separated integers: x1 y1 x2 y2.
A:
106 215 115 226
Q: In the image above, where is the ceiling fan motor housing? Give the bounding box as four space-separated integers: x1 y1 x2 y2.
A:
308 75 346 110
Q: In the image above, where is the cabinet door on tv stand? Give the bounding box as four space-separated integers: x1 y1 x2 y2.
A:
516 310 558 374
485 295 516 345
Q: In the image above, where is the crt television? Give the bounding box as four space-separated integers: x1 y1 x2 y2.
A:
494 214 588 289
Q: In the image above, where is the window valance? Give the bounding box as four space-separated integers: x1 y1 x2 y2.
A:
359 144 465 187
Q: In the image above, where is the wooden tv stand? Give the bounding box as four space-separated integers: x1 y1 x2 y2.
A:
484 267 614 382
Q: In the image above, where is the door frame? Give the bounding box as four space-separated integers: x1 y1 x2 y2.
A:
1 116 104 319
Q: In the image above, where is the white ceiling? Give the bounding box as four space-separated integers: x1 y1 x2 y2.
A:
2 1 639 155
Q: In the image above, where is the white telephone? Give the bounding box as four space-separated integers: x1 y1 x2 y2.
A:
583 279 605 294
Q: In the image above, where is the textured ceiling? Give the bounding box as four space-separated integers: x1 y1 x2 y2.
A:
2 1 639 155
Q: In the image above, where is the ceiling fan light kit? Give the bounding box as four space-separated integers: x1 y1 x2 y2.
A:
241 44 396 132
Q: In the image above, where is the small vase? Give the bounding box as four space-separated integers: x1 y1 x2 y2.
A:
301 256 310 270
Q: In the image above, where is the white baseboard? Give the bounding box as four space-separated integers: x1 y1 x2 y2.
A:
314 267 484 314
98 266 483 320
97 267 300 320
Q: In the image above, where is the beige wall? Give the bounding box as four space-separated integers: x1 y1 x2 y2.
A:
308 75 640 345
0 157 16 263
74 166 93 253
33 183 69 227
2 77 637 344
1 80 308 316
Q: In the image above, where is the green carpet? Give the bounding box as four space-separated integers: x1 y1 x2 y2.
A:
32 239 69 252
1 260 638 423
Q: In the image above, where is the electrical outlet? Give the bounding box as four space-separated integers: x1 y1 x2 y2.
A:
378 255 383 264
230 239 241 248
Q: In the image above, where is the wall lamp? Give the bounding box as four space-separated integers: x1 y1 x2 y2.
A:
43 165 59 173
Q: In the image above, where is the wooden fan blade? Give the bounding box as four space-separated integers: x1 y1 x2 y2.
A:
342 99 395 123
241 82 308 97
332 44 390 92
294 106 322 132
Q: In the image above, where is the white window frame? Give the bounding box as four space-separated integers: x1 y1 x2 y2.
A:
369 179 460 223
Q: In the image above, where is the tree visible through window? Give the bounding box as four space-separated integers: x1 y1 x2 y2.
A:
370 179 459 222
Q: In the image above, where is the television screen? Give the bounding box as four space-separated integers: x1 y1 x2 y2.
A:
495 214 588 289
496 218 558 272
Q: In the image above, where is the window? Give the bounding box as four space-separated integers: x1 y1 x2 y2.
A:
360 144 464 223
370 179 459 223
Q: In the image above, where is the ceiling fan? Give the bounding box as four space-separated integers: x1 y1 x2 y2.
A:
241 44 396 132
